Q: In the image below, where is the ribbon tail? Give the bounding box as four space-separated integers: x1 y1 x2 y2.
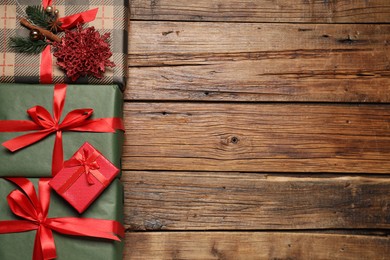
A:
59 8 99 30
40 45 53 84
0 120 41 132
2 130 53 152
39 226 57 260
86 173 95 185
0 220 38 233
33 227 56 260
33 228 44 260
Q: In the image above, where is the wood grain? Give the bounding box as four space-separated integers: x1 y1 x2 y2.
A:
123 171 390 231
126 1 390 258
130 0 390 23
124 232 390 259
127 22 390 102
122 103 390 173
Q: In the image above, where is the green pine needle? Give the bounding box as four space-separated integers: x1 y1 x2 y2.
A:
26 5 51 29
9 37 48 54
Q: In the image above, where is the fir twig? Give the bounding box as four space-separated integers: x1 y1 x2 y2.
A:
9 37 48 54
26 5 51 29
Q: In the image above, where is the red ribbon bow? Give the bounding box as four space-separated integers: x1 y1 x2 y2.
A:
0 84 124 176
66 148 101 185
0 178 124 260
40 0 99 83
57 148 111 195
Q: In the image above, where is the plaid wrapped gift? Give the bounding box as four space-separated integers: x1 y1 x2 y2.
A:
0 0 128 90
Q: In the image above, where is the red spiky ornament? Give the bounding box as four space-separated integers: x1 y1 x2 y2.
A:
53 25 115 81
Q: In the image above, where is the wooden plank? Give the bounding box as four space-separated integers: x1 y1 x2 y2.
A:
129 22 389 59
122 103 390 173
124 232 390 259
130 0 390 23
123 171 390 231
127 22 390 102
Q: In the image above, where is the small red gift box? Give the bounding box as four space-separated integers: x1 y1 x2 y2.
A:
49 142 119 213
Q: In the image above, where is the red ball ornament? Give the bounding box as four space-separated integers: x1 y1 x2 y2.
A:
53 25 115 81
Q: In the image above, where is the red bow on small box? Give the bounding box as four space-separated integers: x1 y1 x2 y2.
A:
49 142 119 213
0 178 124 260
0 84 124 176
62 146 107 188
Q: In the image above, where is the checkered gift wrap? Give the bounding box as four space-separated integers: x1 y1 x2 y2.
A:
0 0 128 90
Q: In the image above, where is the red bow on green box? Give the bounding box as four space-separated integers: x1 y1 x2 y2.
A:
0 84 124 176
0 178 124 260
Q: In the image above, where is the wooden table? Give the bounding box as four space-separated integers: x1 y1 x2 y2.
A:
123 1 390 259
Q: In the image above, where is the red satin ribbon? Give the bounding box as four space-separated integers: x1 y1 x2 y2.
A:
0 178 124 260
40 45 53 84
39 0 98 83
42 0 52 8
59 8 99 30
0 84 124 176
57 148 110 195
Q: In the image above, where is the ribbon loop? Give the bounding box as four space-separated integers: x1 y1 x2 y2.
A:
27 106 56 129
7 190 40 222
59 108 94 130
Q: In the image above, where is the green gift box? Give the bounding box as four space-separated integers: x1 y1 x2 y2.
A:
0 178 124 260
0 84 123 177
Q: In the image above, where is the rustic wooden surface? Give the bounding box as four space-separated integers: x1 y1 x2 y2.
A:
124 0 390 258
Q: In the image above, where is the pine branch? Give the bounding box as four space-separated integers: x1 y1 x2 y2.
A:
9 37 48 54
26 5 51 29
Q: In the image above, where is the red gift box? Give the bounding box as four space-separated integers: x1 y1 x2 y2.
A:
49 142 119 213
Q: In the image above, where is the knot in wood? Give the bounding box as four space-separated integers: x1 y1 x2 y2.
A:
230 136 239 144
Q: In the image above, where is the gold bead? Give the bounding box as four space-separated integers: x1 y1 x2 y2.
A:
54 9 59 16
46 6 53 13
30 29 41 41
